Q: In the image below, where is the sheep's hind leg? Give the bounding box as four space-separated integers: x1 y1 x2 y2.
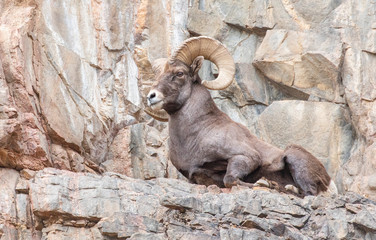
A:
223 155 259 188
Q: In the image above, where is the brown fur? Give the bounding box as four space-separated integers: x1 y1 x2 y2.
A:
147 57 332 196
283 145 331 195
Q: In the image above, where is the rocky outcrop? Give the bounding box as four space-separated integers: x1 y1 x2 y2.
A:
0 0 180 178
2 168 376 240
1 0 375 196
253 29 344 102
1 0 376 238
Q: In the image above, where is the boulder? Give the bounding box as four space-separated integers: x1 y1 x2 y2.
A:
253 29 344 102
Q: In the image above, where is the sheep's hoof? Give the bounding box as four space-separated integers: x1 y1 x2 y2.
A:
224 176 254 188
285 184 300 194
223 175 239 188
254 178 271 188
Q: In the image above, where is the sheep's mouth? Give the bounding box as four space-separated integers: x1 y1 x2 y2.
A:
148 99 164 110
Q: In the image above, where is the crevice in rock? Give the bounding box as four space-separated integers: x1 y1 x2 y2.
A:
264 78 310 101
224 22 273 37
280 0 310 30
42 45 109 132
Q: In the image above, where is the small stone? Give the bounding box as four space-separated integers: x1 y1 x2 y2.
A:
254 178 270 188
328 220 349 239
15 179 29 193
345 203 362 214
160 195 202 212
207 185 221 194
74 219 87 227
270 223 286 236
368 174 376 190
20 169 36 180
353 208 376 232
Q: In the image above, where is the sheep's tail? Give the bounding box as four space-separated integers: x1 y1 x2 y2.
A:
327 180 338 195
320 179 338 197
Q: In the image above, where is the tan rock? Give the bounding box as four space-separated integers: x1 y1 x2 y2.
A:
368 174 376 191
224 0 302 33
134 0 170 59
187 0 226 37
0 114 51 170
343 142 376 199
41 224 102 240
20 169 36 180
51 144 71 171
101 128 132 177
285 0 343 26
253 29 344 102
35 43 85 147
0 68 10 106
15 179 29 194
67 149 85 173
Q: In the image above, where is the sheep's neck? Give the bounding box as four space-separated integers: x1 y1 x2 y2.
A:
169 84 221 128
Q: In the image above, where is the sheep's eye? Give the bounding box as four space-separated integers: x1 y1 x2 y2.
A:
176 71 184 77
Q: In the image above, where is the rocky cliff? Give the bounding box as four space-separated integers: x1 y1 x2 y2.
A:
2 168 376 239
1 0 376 239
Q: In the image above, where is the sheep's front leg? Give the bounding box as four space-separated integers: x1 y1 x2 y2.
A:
223 155 260 188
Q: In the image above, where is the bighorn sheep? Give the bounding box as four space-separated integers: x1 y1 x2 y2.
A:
146 36 337 196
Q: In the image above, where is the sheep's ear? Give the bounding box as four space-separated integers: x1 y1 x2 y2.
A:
152 58 168 75
191 56 204 76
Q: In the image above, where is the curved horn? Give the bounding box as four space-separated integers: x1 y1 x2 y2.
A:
144 107 169 122
171 36 235 90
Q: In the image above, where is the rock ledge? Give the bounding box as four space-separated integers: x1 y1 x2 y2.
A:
2 168 375 239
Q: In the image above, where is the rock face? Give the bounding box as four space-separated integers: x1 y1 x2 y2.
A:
2 168 376 240
253 29 344 102
1 0 376 238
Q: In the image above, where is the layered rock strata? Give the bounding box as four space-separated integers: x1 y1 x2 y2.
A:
1 168 376 240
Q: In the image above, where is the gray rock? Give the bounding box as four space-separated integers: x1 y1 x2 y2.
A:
25 169 376 239
0 0 375 203
98 212 164 238
41 224 102 240
130 123 173 180
353 207 376 232
161 195 203 212
0 169 19 223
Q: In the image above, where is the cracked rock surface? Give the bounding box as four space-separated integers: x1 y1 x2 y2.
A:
1 0 376 239
2 168 376 239
0 0 376 197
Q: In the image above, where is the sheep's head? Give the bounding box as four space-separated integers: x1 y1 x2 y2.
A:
146 37 235 121
147 57 204 114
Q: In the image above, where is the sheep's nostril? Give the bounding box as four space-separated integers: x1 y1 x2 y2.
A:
149 92 156 99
